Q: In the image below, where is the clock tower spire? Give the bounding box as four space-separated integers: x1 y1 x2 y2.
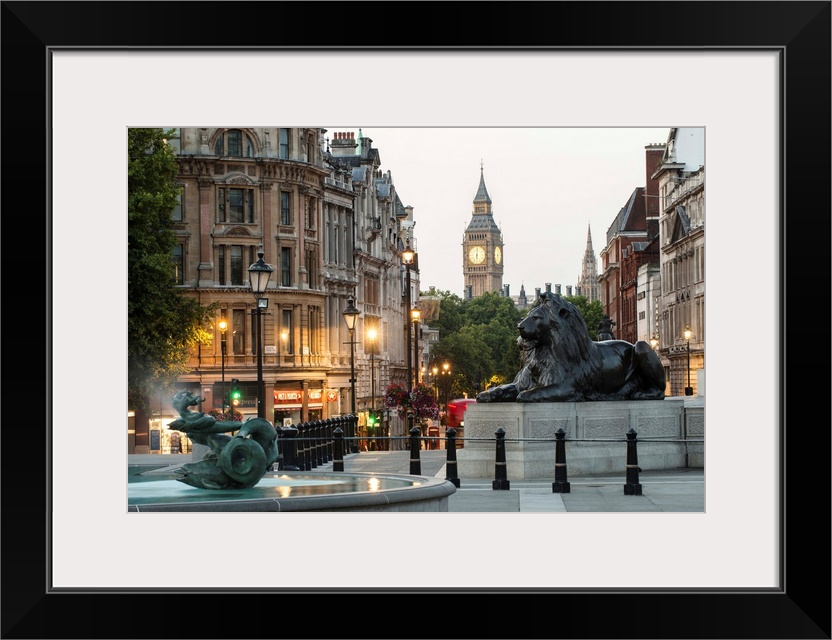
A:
463 162 504 298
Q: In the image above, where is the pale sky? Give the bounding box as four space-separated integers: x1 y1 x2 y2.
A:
340 126 670 298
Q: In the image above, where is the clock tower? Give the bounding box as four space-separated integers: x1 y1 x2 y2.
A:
463 162 504 298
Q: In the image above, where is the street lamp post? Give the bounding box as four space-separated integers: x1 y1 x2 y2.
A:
683 324 693 396
218 318 228 418
248 249 274 420
402 245 415 391
442 361 450 409
432 365 438 401
342 296 360 453
367 327 377 449
411 307 421 387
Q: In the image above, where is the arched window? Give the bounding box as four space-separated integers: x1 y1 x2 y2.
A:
214 129 254 157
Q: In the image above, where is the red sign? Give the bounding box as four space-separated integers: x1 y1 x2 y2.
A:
326 390 338 402
273 389 324 405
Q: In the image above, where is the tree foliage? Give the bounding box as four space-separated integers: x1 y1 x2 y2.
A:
564 295 604 340
128 128 216 414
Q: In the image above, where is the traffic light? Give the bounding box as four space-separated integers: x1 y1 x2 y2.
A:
230 379 242 406
367 411 376 429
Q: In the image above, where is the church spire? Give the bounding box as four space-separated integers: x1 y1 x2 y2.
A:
578 222 600 303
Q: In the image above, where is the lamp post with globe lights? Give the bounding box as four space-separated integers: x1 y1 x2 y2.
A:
218 318 228 417
683 325 693 396
342 296 360 453
411 307 421 387
247 249 274 419
402 245 416 392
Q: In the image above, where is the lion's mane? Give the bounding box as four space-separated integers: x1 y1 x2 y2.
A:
512 294 603 396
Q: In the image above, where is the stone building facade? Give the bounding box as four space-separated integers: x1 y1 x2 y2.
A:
652 127 705 396
132 127 419 453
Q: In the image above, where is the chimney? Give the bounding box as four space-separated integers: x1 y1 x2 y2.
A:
546 283 552 294
331 131 358 157
645 143 665 240
535 287 541 299
504 284 510 297
566 285 573 296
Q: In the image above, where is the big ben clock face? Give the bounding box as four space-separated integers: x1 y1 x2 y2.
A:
494 247 502 264
468 246 485 264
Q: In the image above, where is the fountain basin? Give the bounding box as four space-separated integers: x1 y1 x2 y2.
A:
128 469 456 512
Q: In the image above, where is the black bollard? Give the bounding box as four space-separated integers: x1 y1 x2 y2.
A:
348 414 358 455
332 427 344 472
492 427 510 490
305 422 316 469
307 420 318 469
301 422 312 471
276 425 287 471
324 418 333 462
551 427 571 493
445 427 460 488
314 420 324 467
408 414 422 475
624 428 642 495
279 424 299 471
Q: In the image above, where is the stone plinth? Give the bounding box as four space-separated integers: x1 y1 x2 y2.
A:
457 399 697 479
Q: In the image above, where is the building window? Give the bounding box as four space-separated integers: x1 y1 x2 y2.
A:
220 188 254 223
232 309 246 355
164 128 180 153
230 246 244 285
282 309 294 353
309 307 319 355
306 248 317 289
227 130 242 157
279 128 289 159
171 244 184 285
215 129 254 157
365 275 380 306
280 191 291 225
172 191 183 221
281 247 292 287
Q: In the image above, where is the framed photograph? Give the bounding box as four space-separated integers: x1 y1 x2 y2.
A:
5 2 828 638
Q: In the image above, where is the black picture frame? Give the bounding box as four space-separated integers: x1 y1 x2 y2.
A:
3 2 829 638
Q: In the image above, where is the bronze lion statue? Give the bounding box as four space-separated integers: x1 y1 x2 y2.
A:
477 292 666 403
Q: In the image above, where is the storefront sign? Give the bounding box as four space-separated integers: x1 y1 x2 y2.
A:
326 390 338 402
274 388 323 408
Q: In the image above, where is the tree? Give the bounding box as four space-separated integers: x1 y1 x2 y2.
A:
564 295 604 341
128 128 216 441
428 289 466 336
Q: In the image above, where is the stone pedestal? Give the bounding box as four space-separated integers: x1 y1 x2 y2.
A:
457 398 696 479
